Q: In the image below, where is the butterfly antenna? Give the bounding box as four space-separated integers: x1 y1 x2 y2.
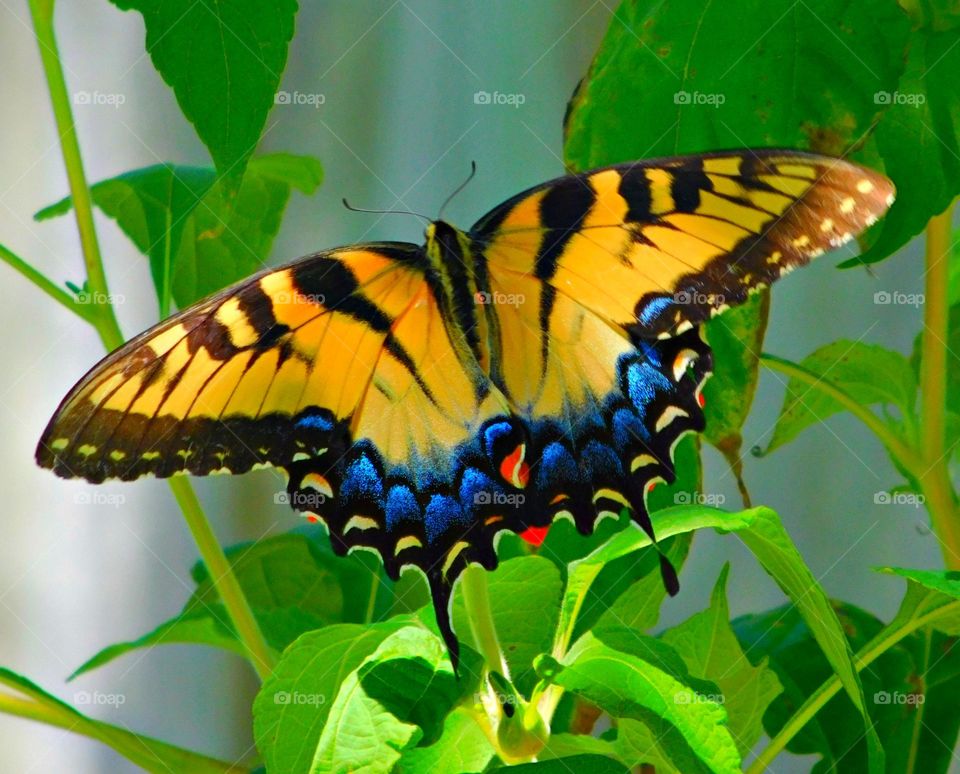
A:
437 161 477 221
342 199 431 226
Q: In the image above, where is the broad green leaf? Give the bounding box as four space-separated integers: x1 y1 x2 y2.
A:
36 155 322 312
396 708 494 774
877 566 960 635
109 0 298 181
173 153 323 305
736 506 884 771
762 341 918 455
73 533 369 677
452 556 562 696
565 0 909 166
35 164 215 310
661 564 783 754
614 717 713 774
704 292 770 482
312 626 460 774
847 17 960 265
554 632 741 774
252 622 407 774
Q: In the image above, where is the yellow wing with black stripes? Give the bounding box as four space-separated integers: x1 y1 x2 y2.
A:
37 148 894 671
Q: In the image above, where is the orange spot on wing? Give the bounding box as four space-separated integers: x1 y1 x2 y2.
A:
520 525 550 546
499 444 529 489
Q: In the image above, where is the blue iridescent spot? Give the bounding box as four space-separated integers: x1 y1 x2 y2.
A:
385 484 419 531
626 361 672 419
537 441 579 492
612 406 650 445
295 413 334 431
425 493 470 543
341 453 383 501
582 439 623 479
637 296 673 327
459 467 503 511
482 419 515 458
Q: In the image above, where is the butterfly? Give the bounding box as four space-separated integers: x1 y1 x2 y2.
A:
37 149 894 671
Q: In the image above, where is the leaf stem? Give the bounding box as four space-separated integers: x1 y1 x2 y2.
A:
169 478 275 679
746 599 960 773
760 353 920 475
460 565 508 677
27 0 275 679
0 242 96 323
918 203 960 570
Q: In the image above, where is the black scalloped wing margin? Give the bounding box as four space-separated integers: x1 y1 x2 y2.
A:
280 327 711 671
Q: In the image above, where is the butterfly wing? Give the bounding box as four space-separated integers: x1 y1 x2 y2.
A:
470 148 893 582
472 149 895 337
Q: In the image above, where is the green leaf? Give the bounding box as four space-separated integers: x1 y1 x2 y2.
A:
396 708 494 774
613 717 714 774
492 755 631 774
762 341 918 455
554 632 742 774
565 0 909 166
704 292 770 486
252 622 407 774
736 508 885 771
661 564 783 754
452 556 562 696
36 154 322 312
877 566 960 635
312 626 461 774
173 153 323 306
72 533 371 677
847 18 960 265
109 0 298 181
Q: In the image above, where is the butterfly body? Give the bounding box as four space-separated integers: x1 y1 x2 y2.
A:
37 150 895 670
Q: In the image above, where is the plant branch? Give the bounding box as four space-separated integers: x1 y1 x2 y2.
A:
0 242 96 323
918 203 960 570
169 477 276 679
460 565 508 677
27 0 275 680
746 599 960 773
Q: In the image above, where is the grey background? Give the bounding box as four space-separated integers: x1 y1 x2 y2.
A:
0 1 945 771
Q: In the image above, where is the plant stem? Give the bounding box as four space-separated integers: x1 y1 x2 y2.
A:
918 203 960 570
27 0 275 679
0 243 97 323
460 565 508 677
746 600 960 773
28 0 122 348
169 477 275 679
760 353 920 474
0 688 247 773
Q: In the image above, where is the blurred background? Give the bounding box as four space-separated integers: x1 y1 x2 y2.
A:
0 1 941 771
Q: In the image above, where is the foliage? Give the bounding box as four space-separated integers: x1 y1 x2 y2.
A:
2 0 960 772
